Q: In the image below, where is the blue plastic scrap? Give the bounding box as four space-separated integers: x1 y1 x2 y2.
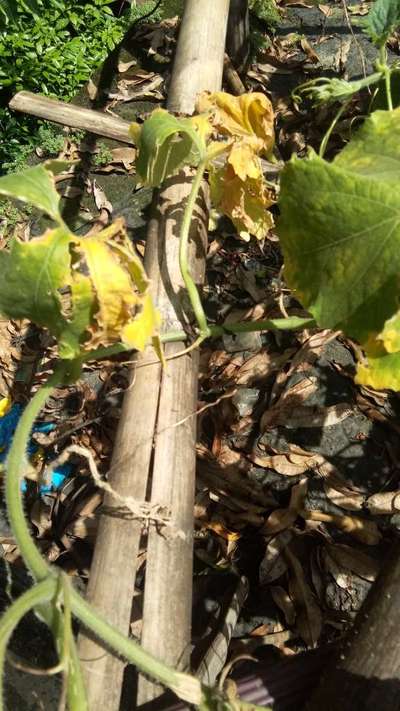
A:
0 402 72 493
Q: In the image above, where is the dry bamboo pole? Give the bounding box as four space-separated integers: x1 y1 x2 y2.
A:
226 0 249 72
78 2 230 709
9 91 133 144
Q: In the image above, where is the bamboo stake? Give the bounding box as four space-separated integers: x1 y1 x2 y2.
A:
9 91 133 144
78 1 230 708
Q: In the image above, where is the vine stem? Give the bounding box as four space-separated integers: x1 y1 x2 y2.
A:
3 362 205 706
379 45 393 111
5 361 69 582
319 101 349 158
70 589 203 705
0 577 58 711
179 159 211 338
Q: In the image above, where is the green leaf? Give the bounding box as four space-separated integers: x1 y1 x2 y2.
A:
0 164 62 222
335 107 400 181
361 0 400 46
132 109 206 187
278 117 400 345
0 228 71 337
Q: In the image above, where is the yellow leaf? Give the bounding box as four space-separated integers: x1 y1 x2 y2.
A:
228 140 263 181
210 164 274 240
0 398 10 417
121 292 160 352
76 220 161 353
197 91 274 154
78 238 138 345
129 121 141 144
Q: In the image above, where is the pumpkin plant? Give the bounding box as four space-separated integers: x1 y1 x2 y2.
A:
1 0 400 700
0 91 308 711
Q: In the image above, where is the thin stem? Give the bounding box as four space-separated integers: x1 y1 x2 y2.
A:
70 588 203 706
0 578 58 711
5 361 69 581
379 44 393 111
179 160 210 338
319 102 349 158
66 637 89 711
210 315 316 336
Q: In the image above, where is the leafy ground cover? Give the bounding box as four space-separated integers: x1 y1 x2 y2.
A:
1 0 400 709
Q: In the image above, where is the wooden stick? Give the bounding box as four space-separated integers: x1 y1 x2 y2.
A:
226 0 249 73
78 1 230 709
9 91 134 144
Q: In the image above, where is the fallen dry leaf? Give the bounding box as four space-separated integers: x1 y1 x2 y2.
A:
271 585 296 625
259 530 293 585
285 546 322 647
302 509 381 545
366 490 400 515
325 542 380 583
262 478 308 535
318 3 333 16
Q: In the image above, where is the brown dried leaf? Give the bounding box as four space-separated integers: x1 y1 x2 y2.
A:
236 349 293 386
366 491 400 515
118 58 138 73
300 38 320 64
110 147 137 170
286 546 322 647
259 530 293 584
87 78 98 100
262 478 308 535
318 4 333 16
324 481 365 512
93 180 113 214
325 543 380 582
271 585 296 625
302 509 381 545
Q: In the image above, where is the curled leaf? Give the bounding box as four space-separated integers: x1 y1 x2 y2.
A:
131 108 207 186
197 91 274 155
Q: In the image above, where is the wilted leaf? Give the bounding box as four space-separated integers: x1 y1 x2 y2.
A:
210 164 274 240
197 91 274 155
131 108 206 186
0 163 62 222
58 274 95 359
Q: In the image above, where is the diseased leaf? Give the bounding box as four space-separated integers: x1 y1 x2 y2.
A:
356 347 400 389
0 217 160 360
278 108 400 389
335 108 400 182
58 274 95 359
131 108 206 186
197 91 274 155
210 165 274 240
0 163 62 222
361 0 400 46
78 237 138 345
